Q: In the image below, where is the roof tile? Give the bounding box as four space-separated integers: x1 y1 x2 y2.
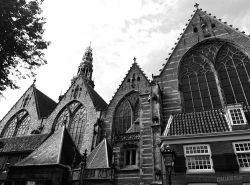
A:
0 134 48 153
167 109 230 136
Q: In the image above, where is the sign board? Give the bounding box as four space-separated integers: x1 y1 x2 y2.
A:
217 175 242 185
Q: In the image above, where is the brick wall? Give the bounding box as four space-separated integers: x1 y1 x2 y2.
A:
158 9 250 125
169 141 250 185
103 63 150 143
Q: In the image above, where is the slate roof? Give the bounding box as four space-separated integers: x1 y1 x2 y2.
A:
34 87 57 118
84 80 107 111
86 139 111 169
15 127 81 167
0 134 48 153
166 109 230 136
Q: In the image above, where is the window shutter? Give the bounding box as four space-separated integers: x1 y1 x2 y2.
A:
212 153 239 171
174 155 186 172
212 154 227 171
224 153 239 171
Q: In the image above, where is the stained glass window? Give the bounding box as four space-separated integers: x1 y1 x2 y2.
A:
179 49 222 112
1 110 30 138
16 115 31 137
55 108 70 130
69 106 87 147
2 117 17 138
215 44 250 105
179 40 250 112
54 101 87 149
114 92 139 134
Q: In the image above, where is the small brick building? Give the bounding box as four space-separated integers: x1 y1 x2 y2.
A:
0 4 250 185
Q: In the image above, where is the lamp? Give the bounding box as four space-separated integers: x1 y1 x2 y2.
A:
160 144 175 185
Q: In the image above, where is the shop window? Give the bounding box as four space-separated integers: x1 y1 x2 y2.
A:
233 141 250 172
184 144 214 173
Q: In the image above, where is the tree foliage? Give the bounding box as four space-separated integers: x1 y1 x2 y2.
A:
0 0 49 93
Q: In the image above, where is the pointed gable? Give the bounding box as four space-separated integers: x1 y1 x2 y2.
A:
0 84 56 137
108 62 150 108
15 126 81 167
158 6 250 117
160 7 250 76
86 139 111 169
103 61 150 139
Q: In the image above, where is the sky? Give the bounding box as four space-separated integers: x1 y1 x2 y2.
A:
1 0 250 119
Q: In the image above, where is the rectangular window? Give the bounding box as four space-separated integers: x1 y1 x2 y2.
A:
184 144 214 173
125 149 136 166
233 141 250 171
227 107 246 125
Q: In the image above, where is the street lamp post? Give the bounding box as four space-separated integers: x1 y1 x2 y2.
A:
160 144 176 185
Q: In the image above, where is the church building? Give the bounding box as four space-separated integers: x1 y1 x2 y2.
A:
0 4 250 185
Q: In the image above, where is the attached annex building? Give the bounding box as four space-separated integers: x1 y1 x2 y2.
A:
0 5 250 185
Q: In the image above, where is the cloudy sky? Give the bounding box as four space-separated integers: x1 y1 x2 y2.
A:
1 0 250 119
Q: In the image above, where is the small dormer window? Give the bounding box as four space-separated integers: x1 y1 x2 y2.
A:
227 104 247 126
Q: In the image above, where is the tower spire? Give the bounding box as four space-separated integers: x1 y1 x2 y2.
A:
77 44 95 88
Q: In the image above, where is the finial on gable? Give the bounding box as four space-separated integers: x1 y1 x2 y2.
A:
133 57 137 63
194 2 199 9
33 78 36 86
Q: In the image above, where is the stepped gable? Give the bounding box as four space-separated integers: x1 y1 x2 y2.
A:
108 61 150 106
159 7 250 75
34 87 57 118
15 126 81 167
0 134 48 153
83 80 107 111
86 138 111 169
166 109 230 136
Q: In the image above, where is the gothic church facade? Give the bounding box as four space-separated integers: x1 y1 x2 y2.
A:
0 5 250 185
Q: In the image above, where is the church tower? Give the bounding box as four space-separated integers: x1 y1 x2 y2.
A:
77 46 95 88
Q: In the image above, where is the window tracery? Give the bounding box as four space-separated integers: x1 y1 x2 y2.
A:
54 101 87 148
179 40 250 112
114 92 139 134
215 44 250 105
1 110 30 138
180 51 221 112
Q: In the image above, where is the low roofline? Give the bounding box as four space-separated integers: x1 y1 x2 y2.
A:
11 163 70 169
161 129 250 144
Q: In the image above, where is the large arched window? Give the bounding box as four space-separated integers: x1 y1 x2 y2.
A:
215 44 250 105
54 101 87 148
1 110 31 138
179 41 223 112
114 92 139 134
179 39 250 112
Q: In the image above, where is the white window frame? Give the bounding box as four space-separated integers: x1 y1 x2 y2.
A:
184 144 214 173
233 141 250 172
226 104 247 126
